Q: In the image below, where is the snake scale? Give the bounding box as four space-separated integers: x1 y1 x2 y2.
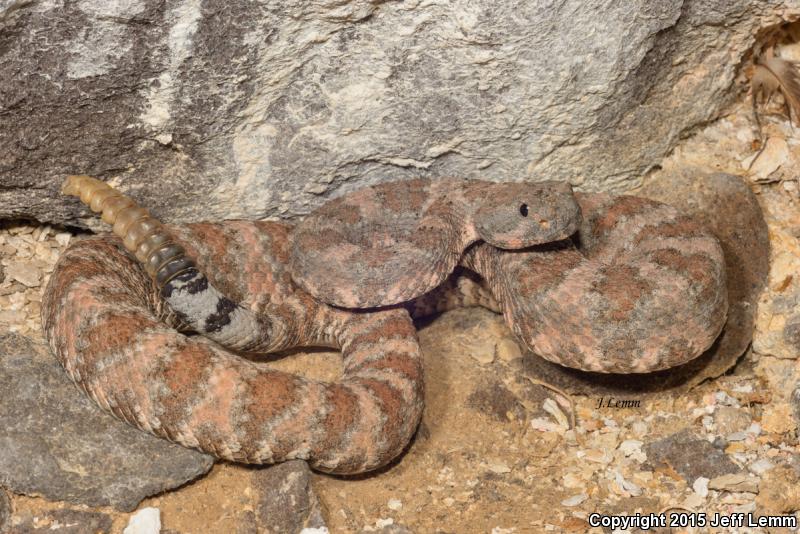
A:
41 175 727 473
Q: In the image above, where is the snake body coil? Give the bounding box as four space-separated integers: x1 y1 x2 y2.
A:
47 176 425 474
43 176 728 474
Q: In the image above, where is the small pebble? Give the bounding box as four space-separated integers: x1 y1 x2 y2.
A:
387 499 402 511
542 398 569 430
55 232 72 247
487 460 511 474
614 471 642 496
495 338 521 361
727 432 747 442
618 439 645 461
581 449 612 464
714 391 739 407
631 421 648 437
748 458 775 475
561 493 588 507
683 493 705 509
530 417 562 433
693 477 710 497
123 508 161 534
4 262 40 288
562 473 583 489
708 473 759 493
746 136 789 179
712 436 727 449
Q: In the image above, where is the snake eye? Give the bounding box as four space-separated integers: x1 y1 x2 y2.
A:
519 203 529 217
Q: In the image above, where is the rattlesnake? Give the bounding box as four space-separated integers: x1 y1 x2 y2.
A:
42 175 727 474
290 179 580 307
291 180 728 373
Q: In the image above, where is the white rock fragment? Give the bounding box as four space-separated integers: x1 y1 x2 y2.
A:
387 498 402 511
562 472 584 489
300 529 330 534
530 417 563 433
618 439 646 462
542 398 569 430
683 492 705 509
631 421 648 437
746 136 789 180
693 476 710 497
123 508 161 534
487 460 511 474
702 415 714 430
375 518 394 528
54 232 72 247
560 493 588 507
4 262 40 287
602 418 619 428
614 471 643 497
708 473 759 493
714 391 739 407
748 458 775 475
745 422 761 436
581 448 612 465
727 432 747 442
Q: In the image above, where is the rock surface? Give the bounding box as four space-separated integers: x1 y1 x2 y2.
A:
252 461 327 534
0 334 214 512
0 0 794 226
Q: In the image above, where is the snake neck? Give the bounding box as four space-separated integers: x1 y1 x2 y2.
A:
461 240 585 343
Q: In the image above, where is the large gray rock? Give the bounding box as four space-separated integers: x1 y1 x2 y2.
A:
0 334 214 512
0 0 791 226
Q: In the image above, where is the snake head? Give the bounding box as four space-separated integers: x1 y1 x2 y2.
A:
472 180 582 249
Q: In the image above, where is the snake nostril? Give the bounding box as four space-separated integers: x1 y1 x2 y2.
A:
519 203 528 217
